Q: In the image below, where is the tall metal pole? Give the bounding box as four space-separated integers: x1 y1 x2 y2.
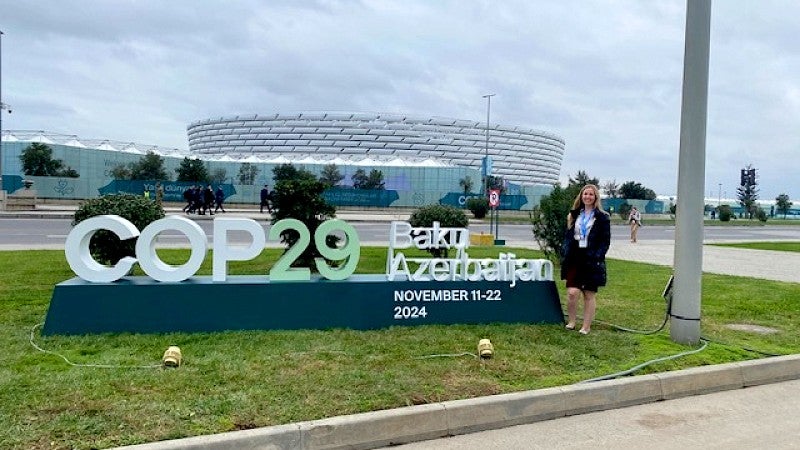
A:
0 29 5 193
481 93 495 196
671 0 711 345
717 182 722 218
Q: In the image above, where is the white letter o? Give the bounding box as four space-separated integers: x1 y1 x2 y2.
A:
135 215 207 282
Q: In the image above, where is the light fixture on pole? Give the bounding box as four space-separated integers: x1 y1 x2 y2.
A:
481 93 495 196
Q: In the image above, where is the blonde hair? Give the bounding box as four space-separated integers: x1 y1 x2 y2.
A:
567 184 605 228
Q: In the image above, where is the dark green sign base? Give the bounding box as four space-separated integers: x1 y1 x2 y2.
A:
42 275 564 335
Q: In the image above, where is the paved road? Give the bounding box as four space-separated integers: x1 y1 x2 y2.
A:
0 216 798 249
387 378 800 450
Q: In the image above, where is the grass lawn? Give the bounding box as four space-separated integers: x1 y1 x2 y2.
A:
711 241 800 253
2 247 799 449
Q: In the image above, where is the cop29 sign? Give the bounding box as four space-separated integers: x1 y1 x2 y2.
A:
42 216 563 335
64 215 360 283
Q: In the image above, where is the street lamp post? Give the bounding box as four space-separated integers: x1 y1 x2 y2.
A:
717 182 722 219
1 29 5 193
481 94 495 196
0 29 10 198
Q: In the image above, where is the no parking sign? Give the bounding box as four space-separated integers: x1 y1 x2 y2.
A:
489 189 500 208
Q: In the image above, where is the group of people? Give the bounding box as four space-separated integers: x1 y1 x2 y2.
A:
181 185 227 215
178 184 276 215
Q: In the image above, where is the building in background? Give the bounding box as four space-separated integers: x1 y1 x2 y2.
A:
0 112 565 209
187 112 565 187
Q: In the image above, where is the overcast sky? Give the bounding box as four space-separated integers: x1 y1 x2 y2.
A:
1 1 798 199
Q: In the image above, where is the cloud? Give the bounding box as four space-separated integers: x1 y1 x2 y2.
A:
2 0 798 199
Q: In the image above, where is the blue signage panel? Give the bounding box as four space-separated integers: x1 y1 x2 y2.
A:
439 192 528 210
98 180 236 202
322 188 399 207
42 275 563 335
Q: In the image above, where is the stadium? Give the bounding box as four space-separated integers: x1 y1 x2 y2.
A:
1 112 566 209
187 112 565 187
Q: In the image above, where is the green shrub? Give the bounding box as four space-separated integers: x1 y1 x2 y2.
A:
718 205 733 222
466 197 488 219
618 202 632 220
271 164 337 270
529 184 580 263
756 208 768 222
409 204 468 257
73 194 165 265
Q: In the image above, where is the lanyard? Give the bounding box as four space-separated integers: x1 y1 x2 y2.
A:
579 209 595 240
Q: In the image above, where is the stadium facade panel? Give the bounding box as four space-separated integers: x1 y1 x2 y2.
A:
187 113 565 186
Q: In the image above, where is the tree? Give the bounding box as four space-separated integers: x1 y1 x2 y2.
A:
530 183 581 263
737 164 759 219
466 197 488 219
273 164 301 183
129 151 169 181
775 193 793 219
210 168 227 184
109 164 131 180
351 169 385 190
238 163 259 185
617 202 632 220
718 204 733 222
459 176 474 194
319 164 344 188
365 169 385 190
602 180 620 198
568 170 599 188
175 157 209 183
59 166 80 178
270 164 337 270
486 175 505 194
351 169 368 188
20 143 64 176
619 181 656 200
409 205 468 258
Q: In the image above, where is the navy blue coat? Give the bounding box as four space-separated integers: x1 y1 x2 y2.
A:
560 208 611 287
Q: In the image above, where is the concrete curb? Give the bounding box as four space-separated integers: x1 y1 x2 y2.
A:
115 354 800 450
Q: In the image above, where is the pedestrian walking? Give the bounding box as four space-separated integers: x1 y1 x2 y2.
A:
214 187 226 213
260 184 273 213
628 206 642 243
203 185 215 215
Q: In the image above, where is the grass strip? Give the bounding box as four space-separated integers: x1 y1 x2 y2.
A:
1 247 798 449
710 241 800 253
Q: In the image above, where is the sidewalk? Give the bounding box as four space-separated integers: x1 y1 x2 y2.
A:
606 239 800 283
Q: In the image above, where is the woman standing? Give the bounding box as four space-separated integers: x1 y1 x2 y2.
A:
561 185 611 335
